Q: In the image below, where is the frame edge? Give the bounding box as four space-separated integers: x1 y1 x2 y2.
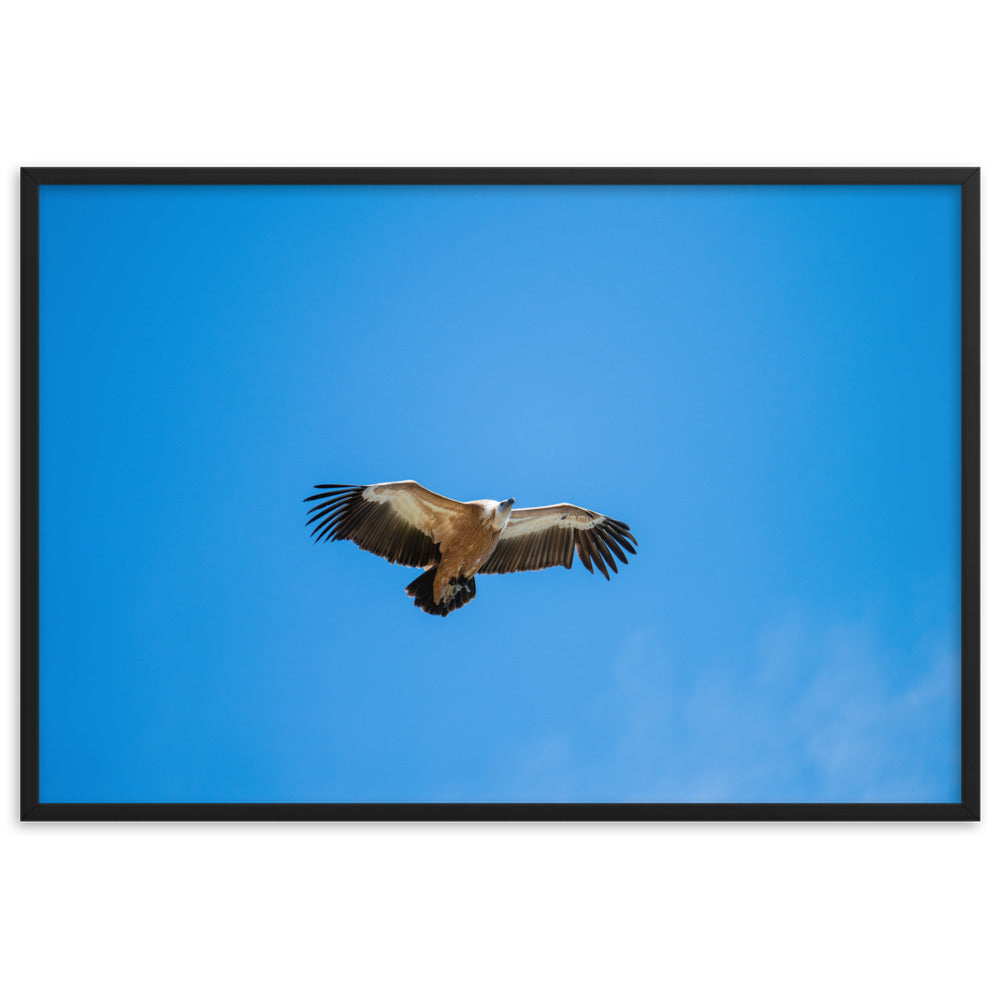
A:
20 169 41 821
19 803 978 822
19 166 980 186
960 168 981 820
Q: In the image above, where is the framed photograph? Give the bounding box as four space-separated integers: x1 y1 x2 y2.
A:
21 168 980 821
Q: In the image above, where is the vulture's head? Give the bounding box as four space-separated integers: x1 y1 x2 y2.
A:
491 497 515 530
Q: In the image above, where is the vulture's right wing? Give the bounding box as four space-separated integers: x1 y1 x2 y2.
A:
479 504 637 580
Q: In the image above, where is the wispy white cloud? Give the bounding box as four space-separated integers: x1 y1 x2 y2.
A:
474 603 958 804
606 611 961 803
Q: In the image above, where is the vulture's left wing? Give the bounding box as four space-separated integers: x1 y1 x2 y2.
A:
479 504 637 580
304 480 465 568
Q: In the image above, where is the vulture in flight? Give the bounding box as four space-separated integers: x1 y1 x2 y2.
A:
304 480 637 617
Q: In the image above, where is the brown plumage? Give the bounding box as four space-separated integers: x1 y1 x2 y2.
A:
304 480 637 617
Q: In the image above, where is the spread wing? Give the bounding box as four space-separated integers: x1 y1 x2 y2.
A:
303 480 465 568
479 504 637 580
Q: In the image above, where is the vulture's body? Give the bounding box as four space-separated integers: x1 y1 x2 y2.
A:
304 480 637 616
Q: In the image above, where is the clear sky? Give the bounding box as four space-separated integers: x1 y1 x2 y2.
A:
38 182 961 803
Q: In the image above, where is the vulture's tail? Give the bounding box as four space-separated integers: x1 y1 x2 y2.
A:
405 568 476 617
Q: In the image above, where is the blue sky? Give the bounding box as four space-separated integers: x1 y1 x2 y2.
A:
38 183 961 803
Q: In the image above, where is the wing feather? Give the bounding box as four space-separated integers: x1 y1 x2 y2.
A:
303 480 464 568
478 503 636 578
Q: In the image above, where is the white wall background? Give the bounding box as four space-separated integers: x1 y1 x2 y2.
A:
2 3 995 996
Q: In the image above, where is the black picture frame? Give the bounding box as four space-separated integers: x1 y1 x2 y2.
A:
20 167 981 822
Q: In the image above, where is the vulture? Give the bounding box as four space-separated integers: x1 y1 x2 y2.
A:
304 480 637 617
